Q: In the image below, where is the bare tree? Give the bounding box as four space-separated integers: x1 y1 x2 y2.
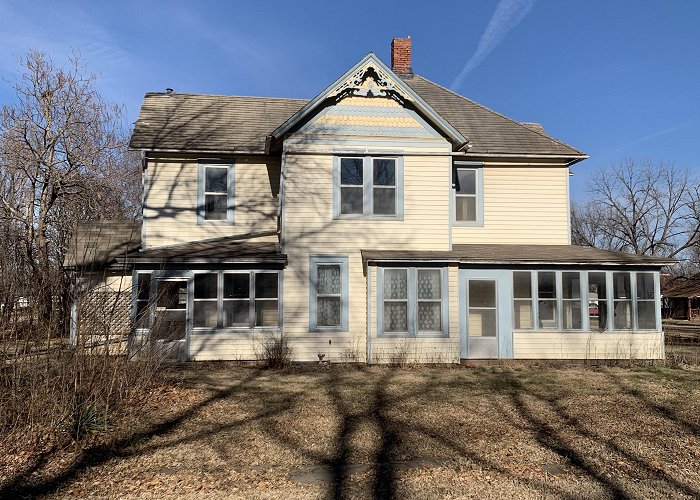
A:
572 159 700 268
0 50 140 331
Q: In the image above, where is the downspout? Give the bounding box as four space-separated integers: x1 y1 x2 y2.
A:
69 276 78 347
278 149 287 254
367 265 372 364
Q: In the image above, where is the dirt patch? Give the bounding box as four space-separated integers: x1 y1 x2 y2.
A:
2 363 699 499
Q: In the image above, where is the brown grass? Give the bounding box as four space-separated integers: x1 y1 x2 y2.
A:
1 363 698 499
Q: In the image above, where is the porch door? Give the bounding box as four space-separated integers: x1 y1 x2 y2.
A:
153 279 188 343
462 270 513 359
467 279 499 358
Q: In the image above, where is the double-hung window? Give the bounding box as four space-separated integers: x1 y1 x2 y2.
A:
197 162 234 223
379 267 448 336
309 256 349 331
193 271 279 329
335 156 403 219
452 162 483 225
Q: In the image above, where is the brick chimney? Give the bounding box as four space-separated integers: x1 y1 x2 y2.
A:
391 37 412 75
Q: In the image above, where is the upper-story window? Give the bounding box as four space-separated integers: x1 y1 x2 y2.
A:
197 162 234 224
452 161 483 226
334 156 404 219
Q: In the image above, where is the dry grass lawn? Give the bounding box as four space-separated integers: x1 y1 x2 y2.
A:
2 362 699 499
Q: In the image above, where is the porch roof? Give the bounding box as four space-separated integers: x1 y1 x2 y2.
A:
118 238 286 265
362 244 675 268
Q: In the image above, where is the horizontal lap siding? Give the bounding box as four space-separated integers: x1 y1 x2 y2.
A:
513 331 663 359
452 165 570 244
188 333 260 361
283 153 451 362
144 156 280 248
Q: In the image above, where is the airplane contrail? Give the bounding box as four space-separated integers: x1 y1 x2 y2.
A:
451 0 536 90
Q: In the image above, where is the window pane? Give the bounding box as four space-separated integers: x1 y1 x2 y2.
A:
384 269 407 299
613 273 631 299
317 265 341 295
255 273 278 298
373 159 395 186
562 272 581 299
135 301 151 329
513 272 531 299
137 274 151 301
538 272 556 299
205 166 228 193
340 187 363 214
224 274 249 299
637 301 657 330
417 270 441 299
417 302 441 331
317 297 341 327
538 300 557 328
193 300 217 327
468 309 496 337
469 280 496 308
589 272 607 331
455 169 476 195
373 188 396 215
205 194 227 220
194 273 217 299
514 300 532 329
456 196 477 222
614 300 632 329
384 302 407 332
156 281 187 309
340 158 363 185
223 300 249 326
637 273 655 300
563 301 582 329
255 300 278 327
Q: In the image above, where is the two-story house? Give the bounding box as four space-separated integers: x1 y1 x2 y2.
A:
67 38 673 363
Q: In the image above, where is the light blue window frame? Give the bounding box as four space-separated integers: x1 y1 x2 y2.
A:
510 269 662 333
309 255 349 332
332 156 404 220
451 161 484 227
197 161 235 224
376 266 449 338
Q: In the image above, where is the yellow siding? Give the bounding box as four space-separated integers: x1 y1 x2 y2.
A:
144 156 280 248
282 152 452 362
188 333 259 361
513 331 664 359
452 165 570 245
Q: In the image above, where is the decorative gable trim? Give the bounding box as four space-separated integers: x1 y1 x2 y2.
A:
271 53 467 149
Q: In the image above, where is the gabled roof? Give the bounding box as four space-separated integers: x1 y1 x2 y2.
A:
271 53 467 148
663 274 700 298
129 57 586 158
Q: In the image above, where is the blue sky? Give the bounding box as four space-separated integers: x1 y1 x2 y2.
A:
0 0 698 200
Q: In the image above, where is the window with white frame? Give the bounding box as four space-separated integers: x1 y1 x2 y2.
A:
309 256 349 331
193 271 279 329
452 162 483 225
512 270 659 332
197 162 234 223
379 267 447 336
335 156 402 218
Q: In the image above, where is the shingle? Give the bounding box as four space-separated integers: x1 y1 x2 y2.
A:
121 237 285 264
362 244 674 266
64 221 142 269
129 93 307 153
401 75 585 156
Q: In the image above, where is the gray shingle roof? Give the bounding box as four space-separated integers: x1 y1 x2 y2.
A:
64 221 142 269
362 244 674 267
129 93 307 153
401 75 585 156
129 75 585 157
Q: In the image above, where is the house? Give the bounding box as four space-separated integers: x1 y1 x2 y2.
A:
66 38 673 362
662 274 700 320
